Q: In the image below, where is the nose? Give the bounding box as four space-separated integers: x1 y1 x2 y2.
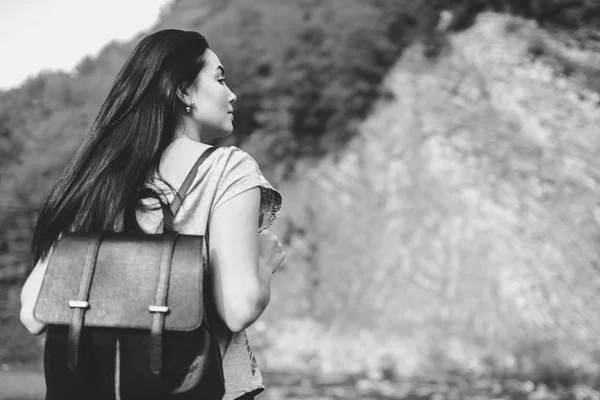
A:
228 87 237 104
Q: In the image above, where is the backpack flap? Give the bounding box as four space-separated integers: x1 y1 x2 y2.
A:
34 232 205 331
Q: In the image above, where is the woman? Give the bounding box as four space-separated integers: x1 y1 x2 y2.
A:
20 29 285 400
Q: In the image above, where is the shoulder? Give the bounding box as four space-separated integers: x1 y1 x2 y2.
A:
214 146 257 164
158 141 254 181
210 146 263 176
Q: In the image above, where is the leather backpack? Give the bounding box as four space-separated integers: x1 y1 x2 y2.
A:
34 147 225 400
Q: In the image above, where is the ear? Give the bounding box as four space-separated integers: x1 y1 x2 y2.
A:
176 84 190 105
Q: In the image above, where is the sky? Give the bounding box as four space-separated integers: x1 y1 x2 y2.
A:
0 0 173 90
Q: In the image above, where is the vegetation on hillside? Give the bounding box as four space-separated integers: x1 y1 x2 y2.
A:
442 0 600 42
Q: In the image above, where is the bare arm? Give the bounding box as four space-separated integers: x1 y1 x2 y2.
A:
208 187 272 332
20 256 50 335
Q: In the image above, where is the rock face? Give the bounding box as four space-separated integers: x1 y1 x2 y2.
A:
269 12 600 371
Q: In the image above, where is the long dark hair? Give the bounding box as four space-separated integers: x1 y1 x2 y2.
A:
32 29 210 263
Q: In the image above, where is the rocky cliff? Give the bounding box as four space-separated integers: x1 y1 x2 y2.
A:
259 12 600 377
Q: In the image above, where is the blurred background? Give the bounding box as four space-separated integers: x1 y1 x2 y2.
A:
1 0 600 399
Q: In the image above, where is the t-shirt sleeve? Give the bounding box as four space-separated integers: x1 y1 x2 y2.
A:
213 147 282 231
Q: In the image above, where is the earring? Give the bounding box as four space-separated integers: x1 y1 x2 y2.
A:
185 101 195 113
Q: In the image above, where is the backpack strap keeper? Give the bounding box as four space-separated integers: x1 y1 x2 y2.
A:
148 306 169 313
69 301 90 309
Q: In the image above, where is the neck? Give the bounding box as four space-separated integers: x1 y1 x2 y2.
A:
174 118 202 142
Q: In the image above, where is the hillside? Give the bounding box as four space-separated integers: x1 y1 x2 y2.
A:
253 11 600 381
1 0 600 395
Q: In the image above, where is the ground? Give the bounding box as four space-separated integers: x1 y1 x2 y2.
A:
0 366 597 400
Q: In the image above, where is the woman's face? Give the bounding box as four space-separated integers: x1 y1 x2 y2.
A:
185 49 237 140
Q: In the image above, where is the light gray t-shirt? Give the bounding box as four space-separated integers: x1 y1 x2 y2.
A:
135 138 281 399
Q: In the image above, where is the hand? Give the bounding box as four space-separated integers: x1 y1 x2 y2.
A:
258 229 285 277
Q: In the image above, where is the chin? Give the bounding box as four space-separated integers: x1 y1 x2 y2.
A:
223 122 235 136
